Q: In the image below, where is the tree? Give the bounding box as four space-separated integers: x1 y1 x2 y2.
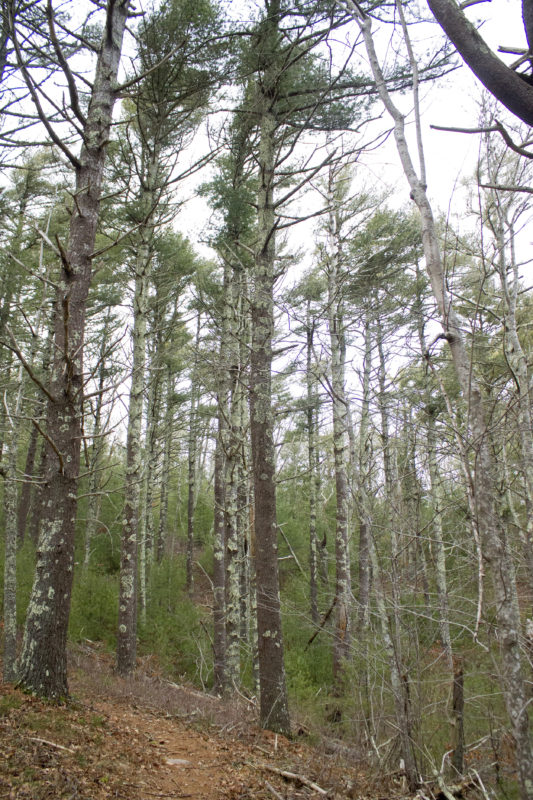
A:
15 0 132 699
321 162 353 685
242 0 373 735
115 0 223 674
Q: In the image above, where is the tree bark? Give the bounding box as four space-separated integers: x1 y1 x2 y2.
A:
306 302 320 626
213 415 227 694
186 313 201 595
84 310 113 568
356 310 373 632
3 366 23 682
117 228 151 675
157 367 174 563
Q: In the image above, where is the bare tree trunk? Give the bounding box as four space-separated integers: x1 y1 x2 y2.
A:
222 263 242 688
117 237 150 675
414 272 453 667
18 0 131 698
306 302 320 626
157 368 174 563
326 165 351 684
139 351 162 621
494 208 533 597
84 310 113 568
186 313 201 596
451 656 465 775
376 317 403 643
356 310 373 632
213 415 227 694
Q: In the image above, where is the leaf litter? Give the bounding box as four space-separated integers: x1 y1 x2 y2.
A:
0 643 375 800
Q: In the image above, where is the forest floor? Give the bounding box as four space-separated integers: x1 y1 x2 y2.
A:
0 643 499 800
0 643 385 800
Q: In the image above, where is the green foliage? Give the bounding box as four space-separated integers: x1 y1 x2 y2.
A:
69 571 118 646
347 204 423 303
0 693 24 715
132 0 228 150
284 598 332 700
139 559 211 683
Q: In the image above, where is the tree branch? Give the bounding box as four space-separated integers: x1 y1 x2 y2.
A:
426 0 533 127
430 121 533 158
2 326 56 404
9 7 81 169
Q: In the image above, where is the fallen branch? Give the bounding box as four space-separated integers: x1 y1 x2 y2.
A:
265 781 284 800
29 736 75 753
256 763 328 795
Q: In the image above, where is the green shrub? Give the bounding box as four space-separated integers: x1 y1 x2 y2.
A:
69 569 118 646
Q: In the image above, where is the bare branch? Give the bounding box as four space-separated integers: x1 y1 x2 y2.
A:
46 0 87 127
2 325 56 404
479 182 533 194
8 7 81 169
430 121 533 159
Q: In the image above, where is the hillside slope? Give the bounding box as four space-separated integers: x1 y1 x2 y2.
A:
0 645 369 800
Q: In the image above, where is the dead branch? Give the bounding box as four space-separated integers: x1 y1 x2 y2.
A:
278 526 305 576
478 182 533 195
29 736 75 753
2 326 56 404
305 596 337 650
265 781 284 800
256 764 328 795
430 121 533 159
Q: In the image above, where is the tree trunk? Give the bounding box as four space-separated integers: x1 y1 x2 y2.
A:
306 303 320 626
356 310 373 632
326 165 351 685
18 0 130 698
493 206 533 598
213 415 227 694
157 368 174 563
117 233 150 675
414 268 453 667
3 366 23 682
84 311 113 568
249 3 290 732
186 313 201 595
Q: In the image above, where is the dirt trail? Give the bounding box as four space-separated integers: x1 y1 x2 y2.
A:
0 646 364 800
